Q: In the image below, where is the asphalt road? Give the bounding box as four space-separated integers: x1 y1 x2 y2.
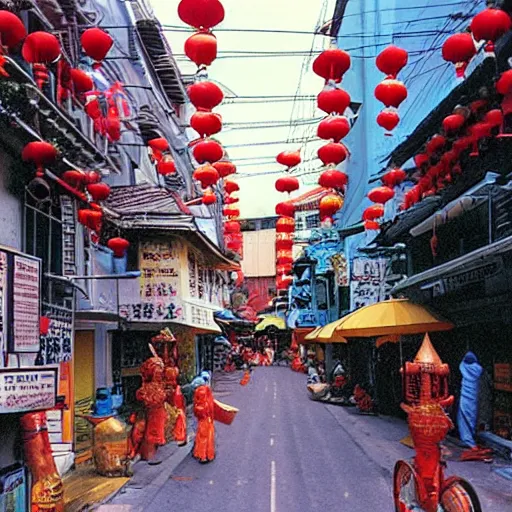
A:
144 367 393 512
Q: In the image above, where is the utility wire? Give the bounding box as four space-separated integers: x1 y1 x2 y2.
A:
224 138 317 149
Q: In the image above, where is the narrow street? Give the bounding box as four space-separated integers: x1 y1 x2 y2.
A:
135 367 392 512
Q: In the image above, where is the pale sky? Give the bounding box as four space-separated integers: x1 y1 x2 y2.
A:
150 0 337 218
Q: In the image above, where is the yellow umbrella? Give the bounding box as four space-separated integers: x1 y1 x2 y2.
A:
334 299 454 338
304 326 323 341
303 322 348 343
255 315 287 332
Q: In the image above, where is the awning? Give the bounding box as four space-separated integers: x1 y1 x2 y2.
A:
294 327 316 344
255 315 287 332
393 234 512 294
333 299 454 338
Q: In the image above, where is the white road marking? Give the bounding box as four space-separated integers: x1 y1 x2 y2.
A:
271 461 277 512
272 414 276 419
209 480 214 485
270 437 274 446
344 491 349 498
265 384 268 392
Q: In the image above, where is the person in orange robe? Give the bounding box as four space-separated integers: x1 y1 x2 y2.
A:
173 385 187 446
193 384 216 463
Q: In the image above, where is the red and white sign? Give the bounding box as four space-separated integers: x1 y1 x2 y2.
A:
13 256 40 352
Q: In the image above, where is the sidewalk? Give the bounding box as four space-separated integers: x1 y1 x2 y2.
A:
324 404 512 510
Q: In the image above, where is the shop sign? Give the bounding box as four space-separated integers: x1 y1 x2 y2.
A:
183 301 221 332
331 253 348 287
0 367 58 413
350 258 388 310
0 251 7 359
443 258 502 294
119 240 184 322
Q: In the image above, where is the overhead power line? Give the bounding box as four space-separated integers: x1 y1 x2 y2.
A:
224 137 317 149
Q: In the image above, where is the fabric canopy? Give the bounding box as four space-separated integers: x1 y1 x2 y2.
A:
333 299 454 338
304 323 348 344
255 315 287 332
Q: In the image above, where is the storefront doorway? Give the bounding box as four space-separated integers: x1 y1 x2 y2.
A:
73 330 95 464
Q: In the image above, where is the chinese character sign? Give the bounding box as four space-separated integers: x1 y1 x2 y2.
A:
13 256 40 353
0 252 7 361
119 241 184 322
350 258 388 311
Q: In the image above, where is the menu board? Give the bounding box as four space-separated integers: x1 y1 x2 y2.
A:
0 252 7 363
0 367 57 413
12 256 40 352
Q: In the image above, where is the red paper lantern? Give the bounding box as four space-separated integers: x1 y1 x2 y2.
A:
62 170 86 187
376 46 408 79
364 220 380 230
452 136 473 154
382 168 406 188
318 169 347 189
104 115 121 143
470 121 492 142
276 150 301 168
276 217 295 233
275 176 300 194
0 11 27 49
319 193 343 220
224 180 239 194
368 186 394 204
83 209 103 232
193 164 219 188
178 0 225 30
276 237 293 251
374 79 407 108
497 69 512 95
107 237 130 258
471 8 511 50
225 196 239 204
377 110 400 132
22 32 61 89
414 153 429 169
276 251 293 266
87 182 111 201
223 207 239 217
85 171 101 184
317 87 351 115
442 114 465 135
312 48 351 83
148 137 169 153
192 139 224 164
485 108 503 128
188 81 223 111
70 68 93 94
317 116 350 142
442 33 476 77
224 220 241 234
22 141 58 176
202 189 217 205
276 262 293 275
157 155 176 176
362 204 384 221
190 111 222 137
213 160 236 178
80 28 113 68
276 275 293 290
426 134 447 156
317 142 348 166
39 316 50 336
184 31 217 67
275 201 295 217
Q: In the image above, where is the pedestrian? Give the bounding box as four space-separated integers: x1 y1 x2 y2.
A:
457 352 483 448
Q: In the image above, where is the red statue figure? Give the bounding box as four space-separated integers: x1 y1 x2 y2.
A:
173 384 187 446
21 411 64 512
136 355 167 461
393 334 482 512
193 384 216 463
193 378 238 463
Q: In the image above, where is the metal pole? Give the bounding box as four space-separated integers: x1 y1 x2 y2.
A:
325 343 333 384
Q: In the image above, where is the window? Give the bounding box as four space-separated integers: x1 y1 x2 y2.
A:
295 214 306 231
306 214 320 229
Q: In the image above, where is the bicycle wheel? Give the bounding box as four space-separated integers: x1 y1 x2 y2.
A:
440 477 482 512
393 460 425 512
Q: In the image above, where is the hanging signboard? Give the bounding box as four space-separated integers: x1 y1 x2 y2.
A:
350 258 388 311
0 464 28 512
12 256 40 353
0 367 57 414
0 252 7 364
119 240 184 322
